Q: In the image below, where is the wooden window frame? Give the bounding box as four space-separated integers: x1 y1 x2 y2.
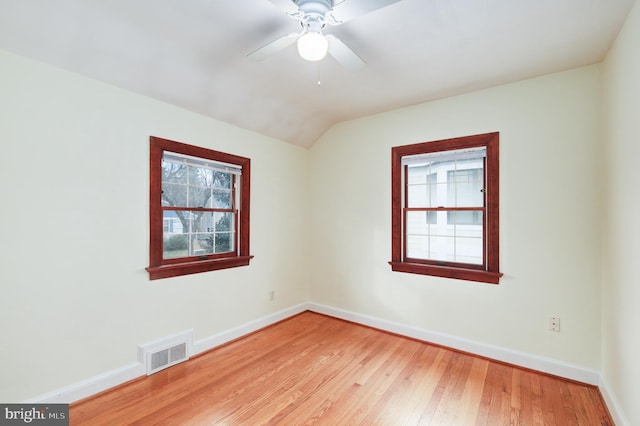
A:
146 136 253 280
389 132 503 284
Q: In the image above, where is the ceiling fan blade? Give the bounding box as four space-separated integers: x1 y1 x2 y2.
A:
265 0 300 16
247 33 299 61
329 0 403 24
326 35 366 71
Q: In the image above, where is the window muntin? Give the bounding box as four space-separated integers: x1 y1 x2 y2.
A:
147 137 252 280
390 133 502 284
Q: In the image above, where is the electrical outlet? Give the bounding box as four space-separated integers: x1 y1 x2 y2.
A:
269 290 275 301
549 316 561 332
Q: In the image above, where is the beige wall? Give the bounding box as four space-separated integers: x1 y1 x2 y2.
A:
0 50 310 402
602 1 640 424
309 65 603 369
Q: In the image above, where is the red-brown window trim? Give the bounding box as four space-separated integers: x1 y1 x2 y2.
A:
146 136 253 280
389 132 502 284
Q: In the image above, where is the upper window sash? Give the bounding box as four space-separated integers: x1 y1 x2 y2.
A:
161 153 238 211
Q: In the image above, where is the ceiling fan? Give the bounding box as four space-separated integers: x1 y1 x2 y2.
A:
247 0 402 71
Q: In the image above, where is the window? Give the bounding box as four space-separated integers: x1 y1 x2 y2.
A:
389 132 502 284
146 136 253 280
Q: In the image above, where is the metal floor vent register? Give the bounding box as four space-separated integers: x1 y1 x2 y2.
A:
138 329 193 375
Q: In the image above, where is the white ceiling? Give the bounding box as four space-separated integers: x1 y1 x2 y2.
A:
0 0 634 148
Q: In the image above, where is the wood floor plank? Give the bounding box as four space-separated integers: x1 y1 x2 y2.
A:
70 312 613 425
459 357 490 425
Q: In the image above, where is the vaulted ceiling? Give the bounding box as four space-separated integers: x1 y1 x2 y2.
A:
0 0 634 147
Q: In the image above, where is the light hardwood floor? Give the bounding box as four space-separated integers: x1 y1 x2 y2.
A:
70 312 612 425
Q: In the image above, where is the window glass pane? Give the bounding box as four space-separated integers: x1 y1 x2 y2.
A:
190 212 214 233
212 189 232 209
186 167 211 208
427 211 437 225
448 211 484 264
187 185 212 208
406 211 439 259
162 161 188 184
427 235 454 261
407 165 428 184
447 210 483 226
447 168 483 207
188 166 213 187
213 171 232 189
447 211 484 230
407 168 437 208
406 211 429 235
426 235 483 264
163 234 189 259
453 237 483 265
162 182 187 207
191 234 214 256
163 210 188 259
214 232 233 253
214 212 233 232
163 210 187 234
407 184 426 208
406 235 428 259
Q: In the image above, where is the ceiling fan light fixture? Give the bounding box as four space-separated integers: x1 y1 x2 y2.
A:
297 30 328 62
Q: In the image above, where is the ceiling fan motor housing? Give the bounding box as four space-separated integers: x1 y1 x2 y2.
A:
296 0 332 15
296 0 332 29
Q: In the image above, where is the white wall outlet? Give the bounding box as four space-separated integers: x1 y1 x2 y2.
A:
269 290 275 301
549 316 561 332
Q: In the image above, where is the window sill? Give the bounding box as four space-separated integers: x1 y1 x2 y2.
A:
388 261 503 284
147 255 254 280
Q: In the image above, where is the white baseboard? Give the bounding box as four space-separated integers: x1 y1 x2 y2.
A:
192 303 309 355
27 362 145 404
30 303 309 404
307 302 601 386
599 375 630 426
30 301 606 406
